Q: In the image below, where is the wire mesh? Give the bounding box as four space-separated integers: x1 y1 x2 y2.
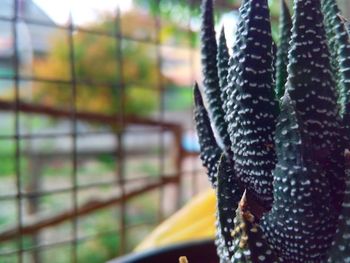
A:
0 0 208 262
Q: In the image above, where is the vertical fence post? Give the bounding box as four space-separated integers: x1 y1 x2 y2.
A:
67 12 79 263
154 0 166 222
114 6 127 255
13 0 23 262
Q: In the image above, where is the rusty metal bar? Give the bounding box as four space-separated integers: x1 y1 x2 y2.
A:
0 99 181 130
0 171 202 202
0 222 158 257
0 1 210 260
0 177 178 243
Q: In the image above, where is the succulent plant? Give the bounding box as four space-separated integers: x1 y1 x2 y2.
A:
275 0 292 100
194 0 350 262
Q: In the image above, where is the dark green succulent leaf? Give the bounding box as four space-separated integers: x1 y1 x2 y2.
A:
344 16 350 34
216 155 243 261
246 224 281 263
193 83 222 187
226 0 250 152
261 94 337 262
225 0 250 160
198 0 350 262
286 0 345 212
272 39 278 87
217 26 230 119
327 170 350 262
275 0 292 99
200 0 231 155
322 0 350 148
322 0 341 104
226 0 279 209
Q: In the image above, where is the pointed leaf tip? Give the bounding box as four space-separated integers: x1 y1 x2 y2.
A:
193 82 204 108
220 25 225 36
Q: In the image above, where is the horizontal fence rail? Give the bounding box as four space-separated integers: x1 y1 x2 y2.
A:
0 0 226 262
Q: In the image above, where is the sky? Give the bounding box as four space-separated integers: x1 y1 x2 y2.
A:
33 0 133 25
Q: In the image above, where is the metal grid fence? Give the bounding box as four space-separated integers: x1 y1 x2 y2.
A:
0 0 213 262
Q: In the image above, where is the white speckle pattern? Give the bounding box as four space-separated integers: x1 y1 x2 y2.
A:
226 0 278 208
229 195 281 263
286 0 345 213
197 0 350 262
216 155 243 261
200 0 231 156
194 84 222 188
327 175 350 262
261 95 337 262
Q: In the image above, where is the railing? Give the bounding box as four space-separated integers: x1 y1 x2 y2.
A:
0 1 211 262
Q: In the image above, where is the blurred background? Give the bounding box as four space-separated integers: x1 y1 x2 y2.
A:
0 0 349 262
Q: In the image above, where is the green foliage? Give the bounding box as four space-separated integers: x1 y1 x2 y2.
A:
195 0 350 262
0 140 28 177
164 87 192 111
32 13 159 116
78 234 120 263
97 154 116 170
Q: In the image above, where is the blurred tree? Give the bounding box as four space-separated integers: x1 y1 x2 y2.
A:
134 0 282 45
32 12 161 116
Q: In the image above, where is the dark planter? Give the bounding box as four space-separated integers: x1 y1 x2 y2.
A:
108 239 218 263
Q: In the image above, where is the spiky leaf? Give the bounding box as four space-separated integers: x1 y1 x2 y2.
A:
322 0 342 102
261 94 337 262
322 0 350 147
225 0 250 148
275 0 292 99
216 155 243 261
217 27 230 119
194 83 222 187
286 0 345 212
227 0 279 208
200 0 231 155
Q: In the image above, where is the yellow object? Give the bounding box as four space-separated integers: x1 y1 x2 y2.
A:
135 188 216 251
179 256 189 263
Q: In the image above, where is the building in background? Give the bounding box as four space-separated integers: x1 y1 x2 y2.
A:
0 0 56 90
